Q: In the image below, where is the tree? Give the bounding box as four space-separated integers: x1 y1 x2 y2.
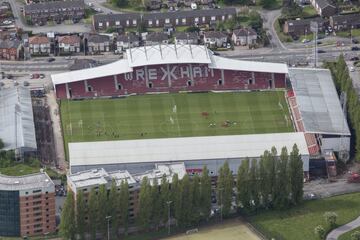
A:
262 0 277 9
314 225 325 240
249 159 260 210
76 191 86 240
97 185 108 237
258 154 268 208
171 173 182 227
191 174 202 225
138 177 152 231
289 144 304 205
351 231 360 240
108 180 120 239
324 212 338 229
217 162 233 217
60 190 76 240
200 166 212 220
151 178 162 230
237 158 250 209
274 147 290 210
119 180 130 235
160 174 171 225
0 138 4 150
178 174 193 228
88 188 98 240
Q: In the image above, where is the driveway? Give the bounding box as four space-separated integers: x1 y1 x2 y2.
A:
260 9 287 51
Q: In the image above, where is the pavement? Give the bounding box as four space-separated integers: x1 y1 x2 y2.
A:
326 216 360 240
304 178 360 199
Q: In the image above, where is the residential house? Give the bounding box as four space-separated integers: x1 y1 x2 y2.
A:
310 0 336 17
57 35 81 54
24 0 85 25
116 33 140 51
330 13 360 31
93 13 141 31
29 35 50 55
232 28 257 46
144 32 169 45
0 39 22 60
174 32 199 44
85 34 111 54
203 31 227 48
283 18 328 36
93 8 236 31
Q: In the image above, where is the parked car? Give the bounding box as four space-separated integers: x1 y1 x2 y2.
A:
47 57 55 62
350 57 359 61
317 49 326 53
350 66 355 72
39 74 45 79
352 39 359 44
351 46 360 51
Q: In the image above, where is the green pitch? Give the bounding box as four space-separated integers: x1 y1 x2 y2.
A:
60 91 293 154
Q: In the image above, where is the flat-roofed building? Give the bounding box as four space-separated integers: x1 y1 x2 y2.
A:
0 172 56 237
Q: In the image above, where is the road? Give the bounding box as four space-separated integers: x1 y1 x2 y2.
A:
326 216 360 240
260 9 287 51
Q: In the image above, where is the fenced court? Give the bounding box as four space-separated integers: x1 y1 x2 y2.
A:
162 219 262 240
60 91 293 157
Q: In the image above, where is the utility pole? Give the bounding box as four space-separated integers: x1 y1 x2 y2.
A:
166 201 172 235
106 216 112 240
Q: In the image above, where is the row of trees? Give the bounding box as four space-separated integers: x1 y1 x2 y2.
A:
60 145 303 239
327 55 358 159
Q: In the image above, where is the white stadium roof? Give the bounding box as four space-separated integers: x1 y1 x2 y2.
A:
289 68 350 136
69 132 309 167
51 44 288 86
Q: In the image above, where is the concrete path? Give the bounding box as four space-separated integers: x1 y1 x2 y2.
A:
326 216 360 240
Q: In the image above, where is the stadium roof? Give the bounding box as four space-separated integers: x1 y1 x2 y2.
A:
0 172 54 191
51 44 288 86
0 87 37 151
69 132 309 168
289 68 350 136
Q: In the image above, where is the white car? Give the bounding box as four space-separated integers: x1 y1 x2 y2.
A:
350 67 355 72
191 3 197 10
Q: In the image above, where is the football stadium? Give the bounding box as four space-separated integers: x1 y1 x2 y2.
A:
51 44 350 176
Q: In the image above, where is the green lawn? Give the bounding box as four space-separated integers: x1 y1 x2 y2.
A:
0 164 40 176
60 92 293 156
250 193 360 240
336 29 360 38
339 226 360 240
302 6 318 17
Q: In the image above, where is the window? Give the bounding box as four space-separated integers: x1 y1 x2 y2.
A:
202 16 205 22
45 191 48 194
156 19 159 26
99 22 103 27
195 17 199 23
126 20 129 26
218 79 223 85
175 19 179 25
117 83 122 90
116 21 120 26
182 18 186 24
211 16 216 21
148 82 153 88
165 18 170 24
187 80 192 87
33 189 41 193
248 79 253 85
87 85 93 92
148 20 153 25
222 15 225 20
132 19 137 25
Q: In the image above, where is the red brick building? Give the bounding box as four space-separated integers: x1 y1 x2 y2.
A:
0 39 22 60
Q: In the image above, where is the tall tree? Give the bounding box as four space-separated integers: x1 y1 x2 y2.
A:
200 166 212 220
171 173 182 227
76 191 86 240
108 180 120 239
249 159 260 210
151 178 162 230
289 144 304 205
160 174 171 225
119 180 130 235
178 174 193 228
138 177 152 231
88 188 98 240
274 147 290 210
60 190 76 240
97 185 108 237
236 158 250 210
267 147 278 205
217 162 233 217
258 154 268 208
191 174 202 225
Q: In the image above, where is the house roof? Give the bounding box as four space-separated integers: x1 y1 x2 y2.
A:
93 12 141 23
85 34 110 43
174 31 199 40
58 35 80 45
315 0 336 9
116 33 139 42
29 36 49 44
286 17 327 27
331 13 360 24
233 28 257 37
0 39 21 49
146 32 169 42
24 0 85 12
204 31 227 39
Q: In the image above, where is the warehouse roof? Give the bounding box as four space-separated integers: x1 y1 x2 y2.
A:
69 132 309 168
0 172 54 191
0 87 37 151
51 44 288 86
289 68 350 135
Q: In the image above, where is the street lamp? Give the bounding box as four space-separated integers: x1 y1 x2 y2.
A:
106 215 112 240
166 201 172 235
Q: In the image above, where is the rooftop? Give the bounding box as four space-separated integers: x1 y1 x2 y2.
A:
69 132 309 168
0 87 37 151
289 68 350 135
0 172 54 191
24 0 85 12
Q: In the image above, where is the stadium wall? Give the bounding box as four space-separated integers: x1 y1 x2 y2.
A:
55 63 287 99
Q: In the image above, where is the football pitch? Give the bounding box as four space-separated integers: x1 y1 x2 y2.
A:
60 91 293 154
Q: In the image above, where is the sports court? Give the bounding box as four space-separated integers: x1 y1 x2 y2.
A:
60 91 293 155
162 219 262 240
